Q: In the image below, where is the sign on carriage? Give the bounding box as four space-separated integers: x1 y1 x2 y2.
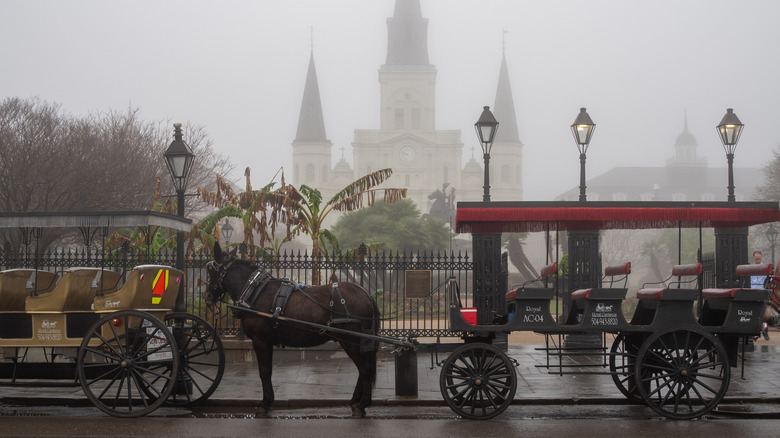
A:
404 270 431 299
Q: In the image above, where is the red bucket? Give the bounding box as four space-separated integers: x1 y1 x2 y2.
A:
460 307 477 325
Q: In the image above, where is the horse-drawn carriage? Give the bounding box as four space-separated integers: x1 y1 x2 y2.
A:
0 212 225 417
440 200 780 419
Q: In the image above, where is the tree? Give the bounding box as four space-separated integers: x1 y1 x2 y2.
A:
0 97 233 253
199 168 406 285
278 169 407 285
331 199 451 253
756 144 780 202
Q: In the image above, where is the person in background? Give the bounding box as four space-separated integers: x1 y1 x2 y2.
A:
751 251 765 289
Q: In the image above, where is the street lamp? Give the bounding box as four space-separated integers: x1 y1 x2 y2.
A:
221 219 234 245
767 224 778 266
164 123 195 313
474 106 499 202
571 107 596 202
716 108 743 202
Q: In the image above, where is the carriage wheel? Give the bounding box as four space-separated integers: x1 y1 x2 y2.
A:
77 310 180 417
634 326 730 419
163 313 225 407
439 343 517 420
609 333 644 404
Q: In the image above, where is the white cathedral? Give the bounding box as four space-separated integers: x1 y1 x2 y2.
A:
291 0 524 211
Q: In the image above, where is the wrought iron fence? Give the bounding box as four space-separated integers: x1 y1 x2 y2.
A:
1 244 474 339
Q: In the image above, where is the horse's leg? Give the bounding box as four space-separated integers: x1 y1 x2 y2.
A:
251 338 275 412
339 339 376 417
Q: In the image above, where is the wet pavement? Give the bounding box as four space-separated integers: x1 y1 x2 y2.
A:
2 341 780 408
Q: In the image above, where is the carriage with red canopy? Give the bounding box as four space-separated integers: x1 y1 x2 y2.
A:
440 200 780 420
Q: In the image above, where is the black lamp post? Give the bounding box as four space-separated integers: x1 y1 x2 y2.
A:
474 106 499 202
716 108 744 202
768 224 778 266
221 219 234 245
164 123 195 313
571 107 596 202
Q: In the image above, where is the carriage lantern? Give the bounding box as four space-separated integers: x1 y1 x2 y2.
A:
474 106 499 202
571 107 596 202
716 108 743 202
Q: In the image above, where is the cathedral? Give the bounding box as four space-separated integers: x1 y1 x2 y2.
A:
291 0 524 212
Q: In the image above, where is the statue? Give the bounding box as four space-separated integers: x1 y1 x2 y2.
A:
425 183 456 228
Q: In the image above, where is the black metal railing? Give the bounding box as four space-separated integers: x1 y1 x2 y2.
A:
1 244 474 339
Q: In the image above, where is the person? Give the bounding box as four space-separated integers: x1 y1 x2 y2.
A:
751 251 765 289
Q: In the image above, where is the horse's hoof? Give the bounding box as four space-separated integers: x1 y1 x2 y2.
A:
350 404 366 418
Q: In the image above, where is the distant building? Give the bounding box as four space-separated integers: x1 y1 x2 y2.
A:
556 113 763 202
291 0 523 210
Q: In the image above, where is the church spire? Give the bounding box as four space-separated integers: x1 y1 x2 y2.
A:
385 0 430 65
492 47 520 143
294 50 328 142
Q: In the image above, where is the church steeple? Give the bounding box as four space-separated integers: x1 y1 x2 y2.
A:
492 50 520 143
294 51 328 142
385 0 430 65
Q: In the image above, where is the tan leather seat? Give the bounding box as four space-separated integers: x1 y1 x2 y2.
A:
25 268 120 312
93 265 184 311
0 269 57 311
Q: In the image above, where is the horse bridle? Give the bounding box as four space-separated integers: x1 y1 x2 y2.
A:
206 259 237 304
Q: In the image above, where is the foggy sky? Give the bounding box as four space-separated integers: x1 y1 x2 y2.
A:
2 0 779 201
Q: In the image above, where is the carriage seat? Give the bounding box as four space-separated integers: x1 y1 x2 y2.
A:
700 263 772 328
0 269 58 311
505 262 557 301
564 262 631 326
25 268 120 312
631 263 701 326
636 263 702 300
702 263 772 300
93 265 184 312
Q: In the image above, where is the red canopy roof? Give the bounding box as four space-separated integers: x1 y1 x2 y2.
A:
455 201 780 234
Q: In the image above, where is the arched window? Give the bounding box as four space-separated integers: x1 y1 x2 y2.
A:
322 165 328 183
306 164 315 183
443 166 449 184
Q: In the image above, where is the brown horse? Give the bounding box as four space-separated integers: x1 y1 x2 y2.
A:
765 271 780 329
205 243 380 417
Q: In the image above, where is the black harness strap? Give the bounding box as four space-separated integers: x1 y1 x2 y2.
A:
237 270 273 309
330 282 360 326
271 280 298 318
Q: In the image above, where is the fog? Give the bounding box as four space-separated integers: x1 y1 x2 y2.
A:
2 0 779 200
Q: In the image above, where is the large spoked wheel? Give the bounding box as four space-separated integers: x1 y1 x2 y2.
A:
439 343 517 420
163 313 225 407
609 333 644 404
77 310 180 417
634 326 730 419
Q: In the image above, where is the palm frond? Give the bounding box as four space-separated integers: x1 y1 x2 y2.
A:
327 168 393 205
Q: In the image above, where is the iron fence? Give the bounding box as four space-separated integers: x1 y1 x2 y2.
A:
1 244 474 339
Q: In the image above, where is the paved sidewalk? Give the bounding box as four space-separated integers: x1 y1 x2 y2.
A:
2 343 780 408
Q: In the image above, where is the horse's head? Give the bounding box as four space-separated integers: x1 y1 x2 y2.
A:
205 242 238 307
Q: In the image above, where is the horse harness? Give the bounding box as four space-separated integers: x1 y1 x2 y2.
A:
236 269 360 327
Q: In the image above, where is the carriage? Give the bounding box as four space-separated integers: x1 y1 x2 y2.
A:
439 200 780 420
0 212 226 417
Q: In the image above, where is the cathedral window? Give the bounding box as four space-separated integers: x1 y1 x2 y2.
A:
443 166 449 184
395 109 404 129
411 108 421 129
405 174 410 187
322 165 328 183
501 165 510 183
306 164 315 183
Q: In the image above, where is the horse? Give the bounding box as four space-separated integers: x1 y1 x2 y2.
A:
765 272 780 329
205 242 380 417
